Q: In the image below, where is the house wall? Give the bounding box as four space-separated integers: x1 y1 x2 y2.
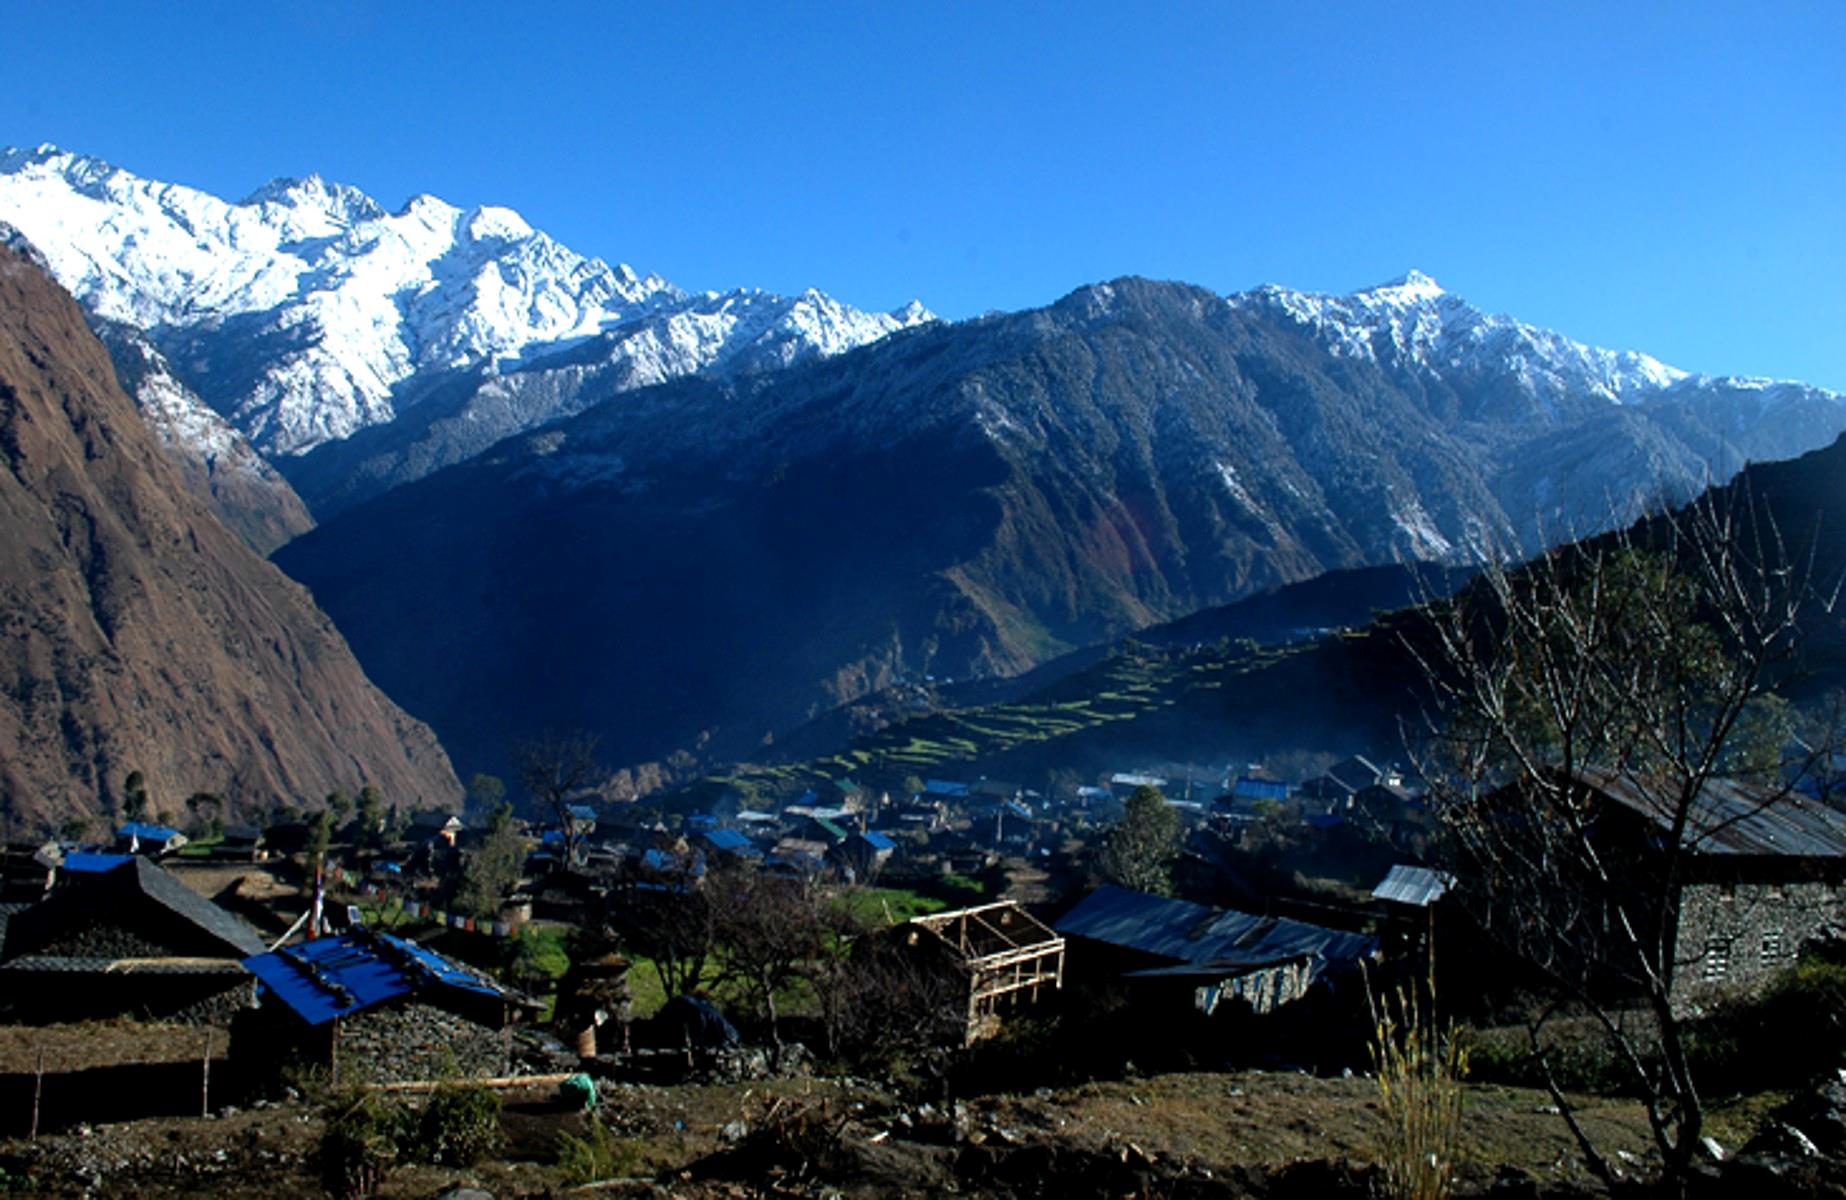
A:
1673 877 1845 1009
335 1002 510 1085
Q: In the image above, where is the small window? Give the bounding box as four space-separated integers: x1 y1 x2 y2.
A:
1719 884 1737 904
1762 929 1785 965
1703 938 1731 981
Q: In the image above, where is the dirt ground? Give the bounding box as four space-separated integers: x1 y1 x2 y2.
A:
0 1067 1679 1198
0 1022 227 1074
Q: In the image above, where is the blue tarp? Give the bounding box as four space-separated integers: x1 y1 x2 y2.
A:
698 828 752 852
242 930 510 1026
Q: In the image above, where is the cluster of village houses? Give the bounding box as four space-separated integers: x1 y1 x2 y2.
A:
0 749 1842 1115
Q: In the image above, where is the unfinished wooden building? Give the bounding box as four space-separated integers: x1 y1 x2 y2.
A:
905 900 1064 1043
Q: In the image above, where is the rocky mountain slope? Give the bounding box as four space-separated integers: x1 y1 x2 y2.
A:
0 145 932 518
90 318 315 554
274 276 1846 782
0 240 460 830
772 431 1846 795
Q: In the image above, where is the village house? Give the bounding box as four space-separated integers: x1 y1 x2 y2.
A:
1054 884 1378 1018
1544 770 1846 1008
0 856 266 1022
833 829 896 881
237 927 536 1085
115 821 188 856
407 809 464 846
0 839 60 899
1295 755 1375 805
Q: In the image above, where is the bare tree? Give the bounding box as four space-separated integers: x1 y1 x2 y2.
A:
609 862 720 999
711 868 832 1051
1409 486 1837 1187
515 731 604 868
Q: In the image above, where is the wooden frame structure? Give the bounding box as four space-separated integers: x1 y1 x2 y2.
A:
908 900 1064 1043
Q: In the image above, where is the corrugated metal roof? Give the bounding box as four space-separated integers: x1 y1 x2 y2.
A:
857 831 897 852
1232 778 1291 802
242 930 510 1026
1371 864 1454 907
1582 770 1846 858
1055 885 1376 970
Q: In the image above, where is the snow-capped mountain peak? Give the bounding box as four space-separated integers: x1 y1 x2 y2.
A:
1230 271 1688 409
0 145 932 457
1357 268 1448 304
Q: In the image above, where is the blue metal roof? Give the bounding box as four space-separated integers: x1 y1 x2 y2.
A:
1056 885 1376 970
1232 778 1291 802
924 779 970 797
62 851 132 874
565 803 598 822
857 830 897 852
117 823 182 842
242 931 510 1026
699 828 752 852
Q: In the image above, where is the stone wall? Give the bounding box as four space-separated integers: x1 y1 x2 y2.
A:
335 1002 509 1085
1673 878 1845 1011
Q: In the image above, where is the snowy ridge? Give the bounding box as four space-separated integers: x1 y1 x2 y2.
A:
0 145 932 456
1231 270 1689 409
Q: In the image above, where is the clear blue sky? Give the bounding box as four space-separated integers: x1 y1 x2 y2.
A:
5 1 1842 388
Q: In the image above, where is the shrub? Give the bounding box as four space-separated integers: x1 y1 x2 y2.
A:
555 1115 642 1185
419 1081 502 1166
1687 951 1846 1095
316 1089 413 1200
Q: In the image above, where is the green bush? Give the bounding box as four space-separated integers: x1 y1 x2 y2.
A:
317 1089 414 1199
419 1081 502 1166
1687 952 1846 1095
555 1115 641 1185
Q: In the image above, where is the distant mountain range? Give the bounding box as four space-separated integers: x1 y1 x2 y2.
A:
6 146 1845 795
0 240 459 829
0 145 933 520
272 275 1846 783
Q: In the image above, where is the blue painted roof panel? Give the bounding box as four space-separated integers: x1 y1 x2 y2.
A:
62 852 132 874
242 931 508 1026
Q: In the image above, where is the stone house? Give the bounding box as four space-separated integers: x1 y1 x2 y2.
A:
238 928 535 1085
1571 771 1846 1008
0 856 266 1022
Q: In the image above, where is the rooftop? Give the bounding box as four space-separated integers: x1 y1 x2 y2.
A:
242 929 518 1026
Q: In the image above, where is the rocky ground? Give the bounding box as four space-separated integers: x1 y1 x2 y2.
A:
2 1064 1842 1197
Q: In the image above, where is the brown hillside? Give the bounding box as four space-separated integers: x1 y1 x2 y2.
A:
0 244 460 831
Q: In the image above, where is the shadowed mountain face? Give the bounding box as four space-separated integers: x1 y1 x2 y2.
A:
0 244 460 831
274 278 1846 782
